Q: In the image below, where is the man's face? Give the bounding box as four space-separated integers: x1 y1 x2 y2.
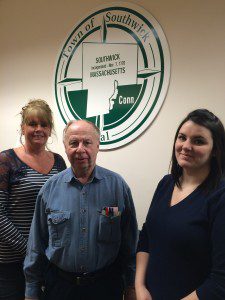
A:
64 121 99 177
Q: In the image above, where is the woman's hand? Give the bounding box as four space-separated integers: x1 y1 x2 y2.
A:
181 291 199 300
136 284 152 300
135 252 151 300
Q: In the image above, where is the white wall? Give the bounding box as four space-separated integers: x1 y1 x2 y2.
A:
1 0 225 227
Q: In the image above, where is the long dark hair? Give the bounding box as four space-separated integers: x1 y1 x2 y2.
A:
171 109 225 192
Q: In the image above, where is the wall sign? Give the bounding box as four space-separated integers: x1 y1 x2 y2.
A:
55 2 170 149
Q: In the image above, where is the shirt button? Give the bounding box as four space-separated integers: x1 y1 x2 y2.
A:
81 209 86 213
80 265 85 272
82 227 86 233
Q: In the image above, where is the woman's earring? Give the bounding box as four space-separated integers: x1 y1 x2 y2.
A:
48 136 53 144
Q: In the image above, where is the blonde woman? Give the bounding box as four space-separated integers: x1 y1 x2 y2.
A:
0 99 66 300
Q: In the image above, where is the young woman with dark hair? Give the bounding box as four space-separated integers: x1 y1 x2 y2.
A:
136 109 225 300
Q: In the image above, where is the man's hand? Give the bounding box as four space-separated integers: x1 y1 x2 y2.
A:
124 286 137 300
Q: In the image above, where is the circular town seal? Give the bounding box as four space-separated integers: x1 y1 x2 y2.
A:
55 2 170 149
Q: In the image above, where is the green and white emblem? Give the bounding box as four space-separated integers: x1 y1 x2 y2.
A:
55 2 170 149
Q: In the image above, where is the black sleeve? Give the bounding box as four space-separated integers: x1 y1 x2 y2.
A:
196 190 225 299
137 175 171 253
54 153 67 171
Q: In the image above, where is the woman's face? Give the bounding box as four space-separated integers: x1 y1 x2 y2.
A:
175 120 213 174
22 116 51 148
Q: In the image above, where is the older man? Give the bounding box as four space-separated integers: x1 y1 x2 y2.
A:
24 120 138 300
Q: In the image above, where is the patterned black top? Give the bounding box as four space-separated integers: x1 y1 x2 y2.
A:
0 149 66 263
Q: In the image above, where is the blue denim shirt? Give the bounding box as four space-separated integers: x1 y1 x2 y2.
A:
24 165 138 298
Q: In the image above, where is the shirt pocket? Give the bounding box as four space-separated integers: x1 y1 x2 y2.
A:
47 211 70 247
98 214 121 243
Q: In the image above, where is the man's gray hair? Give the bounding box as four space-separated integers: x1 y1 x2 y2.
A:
63 120 100 142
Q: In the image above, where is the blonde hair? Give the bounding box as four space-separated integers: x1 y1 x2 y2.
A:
20 99 55 143
20 99 54 128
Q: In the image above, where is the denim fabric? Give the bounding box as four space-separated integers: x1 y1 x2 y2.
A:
24 166 138 298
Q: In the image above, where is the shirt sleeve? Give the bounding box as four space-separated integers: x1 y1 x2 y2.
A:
137 176 168 253
0 151 27 254
24 189 49 298
196 190 225 299
137 222 149 253
119 184 138 287
54 153 67 171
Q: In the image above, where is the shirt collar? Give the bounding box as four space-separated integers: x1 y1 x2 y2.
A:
64 166 104 183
